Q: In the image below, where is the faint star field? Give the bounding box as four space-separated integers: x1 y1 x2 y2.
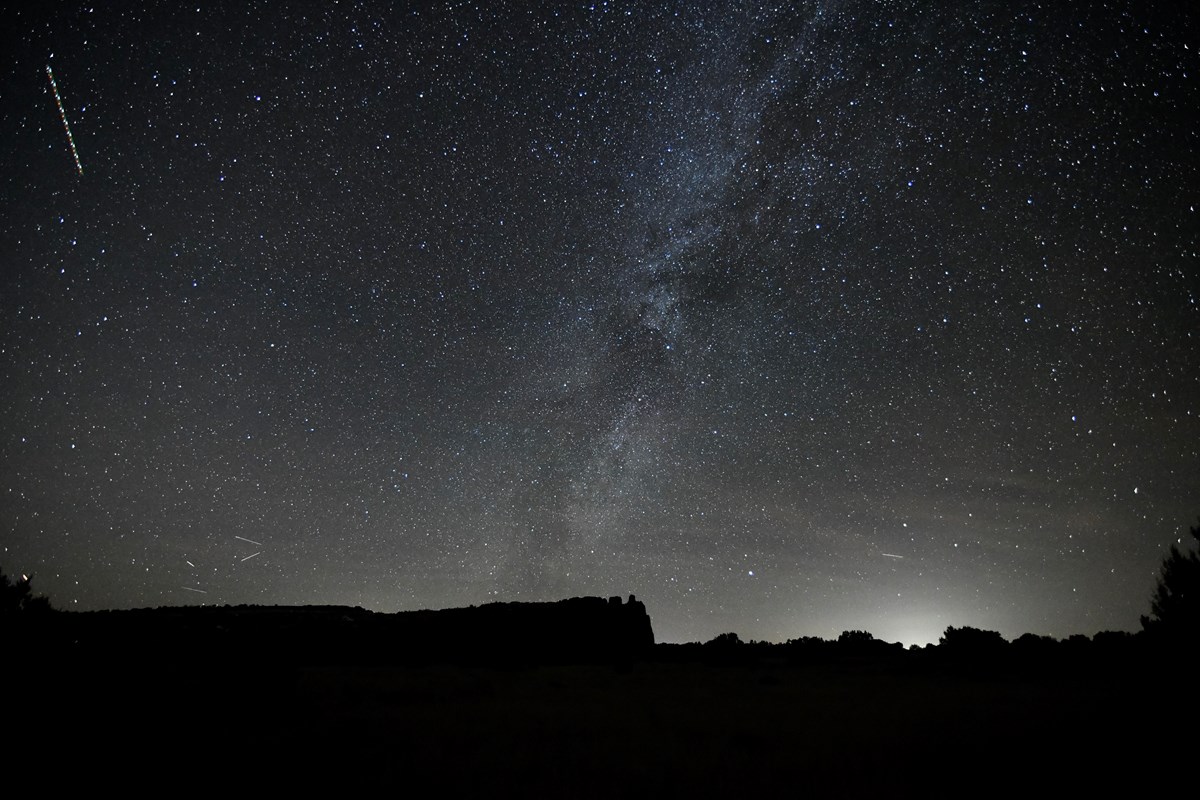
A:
1 1 1197 644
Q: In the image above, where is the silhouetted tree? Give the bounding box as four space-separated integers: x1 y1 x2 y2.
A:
705 632 742 647
1011 632 1057 657
1141 522 1200 642
836 629 893 656
1 568 52 616
782 636 835 660
938 626 1007 655
837 630 875 645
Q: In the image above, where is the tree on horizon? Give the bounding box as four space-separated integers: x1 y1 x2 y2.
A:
1141 521 1200 642
1 568 53 616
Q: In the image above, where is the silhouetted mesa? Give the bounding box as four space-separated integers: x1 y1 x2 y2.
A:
51 594 655 664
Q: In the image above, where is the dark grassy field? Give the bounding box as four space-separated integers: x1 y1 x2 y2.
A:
14 652 1168 796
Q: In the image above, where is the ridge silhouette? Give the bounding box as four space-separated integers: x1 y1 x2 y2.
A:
5 600 1176 797
3 560 1194 796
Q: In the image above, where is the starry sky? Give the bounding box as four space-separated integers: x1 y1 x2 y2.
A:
2 1 1197 645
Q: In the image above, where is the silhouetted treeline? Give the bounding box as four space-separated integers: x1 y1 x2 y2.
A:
4 556 1193 672
2 595 1180 672
5 562 1193 796
648 625 1156 675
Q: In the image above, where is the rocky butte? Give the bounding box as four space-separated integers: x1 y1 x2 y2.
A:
43 594 656 664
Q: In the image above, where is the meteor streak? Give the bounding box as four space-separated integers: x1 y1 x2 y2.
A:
234 535 262 546
45 65 83 176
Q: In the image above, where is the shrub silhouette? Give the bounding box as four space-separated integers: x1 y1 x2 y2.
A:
837 630 875 645
1 568 52 616
705 632 743 647
1141 521 1200 642
835 629 900 656
938 625 1007 655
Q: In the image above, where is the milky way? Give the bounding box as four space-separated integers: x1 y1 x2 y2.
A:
2 1 1197 643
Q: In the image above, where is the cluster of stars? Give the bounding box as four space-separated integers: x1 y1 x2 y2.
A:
0 1 1196 645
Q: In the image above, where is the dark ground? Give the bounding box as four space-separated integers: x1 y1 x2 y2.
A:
11 650 1171 796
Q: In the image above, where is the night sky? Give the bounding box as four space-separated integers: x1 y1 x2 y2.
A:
2 1 1197 645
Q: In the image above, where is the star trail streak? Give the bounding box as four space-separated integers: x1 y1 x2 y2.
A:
45 65 83 177
2 1 1197 645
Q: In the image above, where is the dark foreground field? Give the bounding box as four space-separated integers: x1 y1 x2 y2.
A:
13 652 1170 796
